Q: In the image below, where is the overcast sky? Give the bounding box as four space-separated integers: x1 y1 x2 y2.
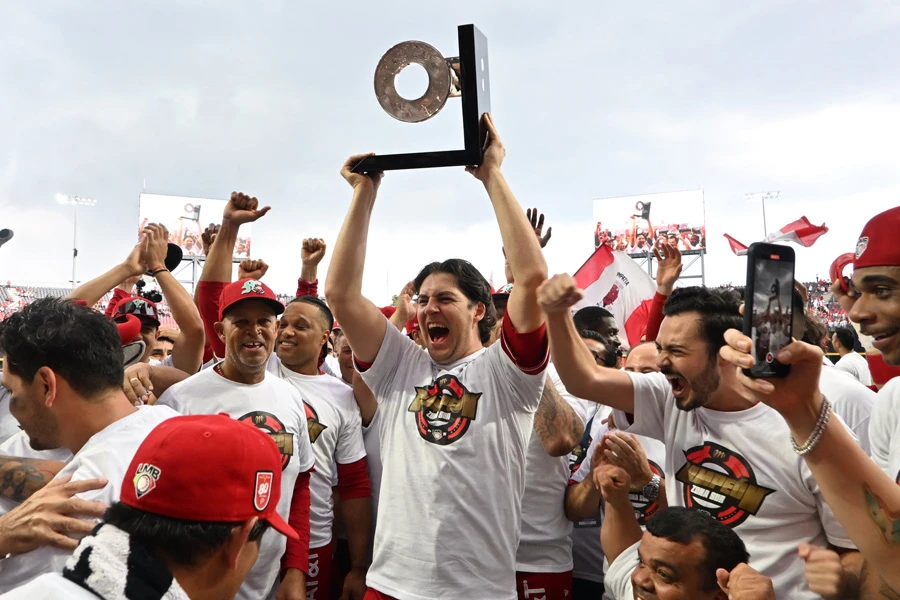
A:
2 1 899 302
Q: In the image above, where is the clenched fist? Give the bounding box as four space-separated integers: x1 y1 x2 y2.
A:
536 274 584 314
224 192 271 226
301 238 327 267
798 543 844 600
239 259 269 281
201 223 220 255
717 563 775 600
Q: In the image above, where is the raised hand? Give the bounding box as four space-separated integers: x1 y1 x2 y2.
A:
393 281 416 324
224 192 271 226
201 223 220 255
527 208 553 248
592 459 632 505
123 238 148 278
602 432 655 489
341 154 384 193
653 243 682 295
536 274 585 314
239 259 269 281
142 223 170 272
798 543 844 600
0 476 109 555
717 563 776 600
301 238 327 267
466 113 505 182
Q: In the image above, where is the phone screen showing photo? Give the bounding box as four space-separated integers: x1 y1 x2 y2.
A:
749 254 794 377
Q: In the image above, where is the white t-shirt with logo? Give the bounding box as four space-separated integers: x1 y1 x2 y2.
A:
569 406 666 590
269 357 367 549
0 431 73 517
0 406 179 592
819 362 875 454
603 540 640 600
515 364 595 573
360 322 548 600
834 351 873 386
613 372 854 600
870 377 900 485
158 366 316 600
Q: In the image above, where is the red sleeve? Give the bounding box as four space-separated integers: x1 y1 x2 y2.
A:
105 288 130 318
500 312 549 375
336 457 371 501
296 279 318 298
643 292 668 343
283 469 312 574
196 281 226 359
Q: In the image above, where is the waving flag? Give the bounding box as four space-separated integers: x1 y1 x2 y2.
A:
572 245 657 349
724 216 828 256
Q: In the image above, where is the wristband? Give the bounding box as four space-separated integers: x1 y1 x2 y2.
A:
150 267 169 277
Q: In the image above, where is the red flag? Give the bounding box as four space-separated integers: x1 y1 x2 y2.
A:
724 216 828 256
723 234 748 255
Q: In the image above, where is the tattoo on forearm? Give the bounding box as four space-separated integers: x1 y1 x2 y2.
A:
534 381 582 446
0 458 54 502
865 485 900 545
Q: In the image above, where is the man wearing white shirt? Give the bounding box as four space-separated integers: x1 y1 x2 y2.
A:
832 327 872 385
0 297 179 591
540 281 863 599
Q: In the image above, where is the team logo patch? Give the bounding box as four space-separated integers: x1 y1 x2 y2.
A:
408 375 481 446
303 401 327 444
241 280 266 295
630 459 664 526
602 284 620 308
675 442 775 528
254 471 274 511
132 299 146 310
238 411 294 470
856 236 869 260
133 463 161 499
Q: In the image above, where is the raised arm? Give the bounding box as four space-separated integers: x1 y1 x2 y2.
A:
142 224 204 373
721 332 900 594
67 240 146 307
533 380 584 457
467 114 547 333
324 155 387 365
597 460 643 565
299 238 326 292
537 274 635 412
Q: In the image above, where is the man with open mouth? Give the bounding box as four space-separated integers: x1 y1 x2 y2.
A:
325 114 550 600
540 280 862 599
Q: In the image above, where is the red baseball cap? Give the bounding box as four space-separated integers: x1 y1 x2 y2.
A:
854 206 900 269
219 279 285 321
114 296 160 328
379 306 397 319
121 414 297 540
405 316 420 334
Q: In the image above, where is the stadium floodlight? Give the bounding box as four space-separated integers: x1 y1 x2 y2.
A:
56 193 98 286
744 191 780 238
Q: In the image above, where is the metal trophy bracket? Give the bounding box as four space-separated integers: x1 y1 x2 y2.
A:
352 24 491 173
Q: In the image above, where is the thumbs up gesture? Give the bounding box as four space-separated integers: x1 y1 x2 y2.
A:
716 563 775 599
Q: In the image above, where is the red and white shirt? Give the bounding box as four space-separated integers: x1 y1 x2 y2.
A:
359 317 548 600
158 366 315 600
268 356 368 549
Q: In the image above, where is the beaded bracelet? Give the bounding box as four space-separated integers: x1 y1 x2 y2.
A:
791 397 831 457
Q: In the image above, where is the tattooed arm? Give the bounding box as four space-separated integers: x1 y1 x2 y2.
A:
0 456 67 502
533 380 584 457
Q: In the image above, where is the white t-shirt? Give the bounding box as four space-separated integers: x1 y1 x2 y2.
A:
157 366 316 600
0 431 73 517
0 573 96 599
834 352 873 386
360 322 548 600
819 363 875 454
870 377 900 484
603 540 640 600
362 408 384 523
0 406 179 592
569 406 666 588
269 357 367 549
613 372 855 600
515 364 595 573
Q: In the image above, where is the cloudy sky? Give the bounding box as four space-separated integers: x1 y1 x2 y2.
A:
1 1 899 303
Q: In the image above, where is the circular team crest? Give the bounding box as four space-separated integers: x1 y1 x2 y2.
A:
407 375 481 446
675 442 775 528
238 411 294 470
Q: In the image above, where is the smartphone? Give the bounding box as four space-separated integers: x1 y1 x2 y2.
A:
743 242 795 378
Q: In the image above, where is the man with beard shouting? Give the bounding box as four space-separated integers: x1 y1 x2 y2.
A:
325 114 549 600
538 280 862 600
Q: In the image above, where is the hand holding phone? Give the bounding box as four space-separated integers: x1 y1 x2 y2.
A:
742 243 796 378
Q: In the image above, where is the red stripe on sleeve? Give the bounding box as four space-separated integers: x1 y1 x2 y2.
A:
336 457 371 501
196 281 227 359
283 469 312 573
296 279 318 298
499 312 549 375
643 292 668 343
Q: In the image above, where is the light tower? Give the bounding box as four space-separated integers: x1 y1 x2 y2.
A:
56 194 97 286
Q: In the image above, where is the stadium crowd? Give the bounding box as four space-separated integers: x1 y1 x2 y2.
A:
0 118 898 600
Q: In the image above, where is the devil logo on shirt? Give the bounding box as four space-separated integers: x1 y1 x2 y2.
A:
303 401 327 444
238 411 294 470
675 442 775 528
408 374 481 446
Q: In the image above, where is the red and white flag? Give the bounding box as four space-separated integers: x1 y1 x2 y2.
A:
572 245 657 349
724 216 828 256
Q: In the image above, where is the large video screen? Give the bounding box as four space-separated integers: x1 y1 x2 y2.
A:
593 190 706 258
138 194 252 260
